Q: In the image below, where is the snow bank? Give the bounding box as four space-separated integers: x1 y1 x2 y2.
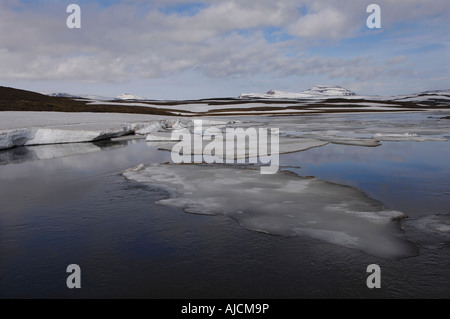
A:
23 127 130 145
0 126 135 150
123 163 418 259
0 128 34 150
135 122 164 135
0 112 172 150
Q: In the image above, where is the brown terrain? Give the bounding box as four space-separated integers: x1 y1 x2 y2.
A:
0 86 449 117
0 86 175 116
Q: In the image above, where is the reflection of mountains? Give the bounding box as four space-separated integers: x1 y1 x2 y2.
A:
0 140 130 165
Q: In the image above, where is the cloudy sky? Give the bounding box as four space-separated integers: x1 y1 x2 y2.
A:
0 0 449 99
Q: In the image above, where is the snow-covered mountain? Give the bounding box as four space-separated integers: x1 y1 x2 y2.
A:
46 92 82 98
116 93 146 100
391 89 450 104
240 85 357 99
302 85 356 96
44 92 115 100
418 89 450 96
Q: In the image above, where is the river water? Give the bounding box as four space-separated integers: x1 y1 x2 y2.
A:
0 114 449 298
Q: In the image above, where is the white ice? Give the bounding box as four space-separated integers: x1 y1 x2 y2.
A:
122 163 418 259
24 127 132 146
373 133 448 142
0 111 168 150
1 112 449 152
157 136 328 160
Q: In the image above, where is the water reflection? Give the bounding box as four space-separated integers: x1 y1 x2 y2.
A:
281 141 450 217
0 137 449 298
0 139 132 166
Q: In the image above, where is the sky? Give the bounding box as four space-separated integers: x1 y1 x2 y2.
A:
0 0 449 99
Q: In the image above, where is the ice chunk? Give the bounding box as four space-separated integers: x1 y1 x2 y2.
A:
157 136 328 160
135 122 164 135
122 164 418 259
24 126 132 146
146 132 181 142
0 128 34 150
287 133 381 147
0 124 134 150
318 136 381 147
373 133 447 142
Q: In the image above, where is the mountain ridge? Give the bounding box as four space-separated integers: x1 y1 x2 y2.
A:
240 85 356 99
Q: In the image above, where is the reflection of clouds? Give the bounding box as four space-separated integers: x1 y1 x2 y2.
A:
0 140 173 216
280 141 450 182
278 140 450 218
0 140 171 181
0 140 129 166
45 141 172 173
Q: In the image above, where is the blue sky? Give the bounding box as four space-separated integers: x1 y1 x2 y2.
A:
0 0 448 99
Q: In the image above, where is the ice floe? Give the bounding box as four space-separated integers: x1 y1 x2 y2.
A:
0 128 33 150
0 112 170 150
135 122 165 135
24 127 132 146
156 132 328 161
373 133 447 142
122 163 418 259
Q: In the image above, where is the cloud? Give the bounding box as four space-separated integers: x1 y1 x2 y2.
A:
385 56 407 65
288 7 357 40
0 0 448 96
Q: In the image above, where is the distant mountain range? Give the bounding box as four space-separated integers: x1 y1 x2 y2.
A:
47 92 82 98
1 85 448 116
239 86 450 105
240 85 357 99
45 92 147 101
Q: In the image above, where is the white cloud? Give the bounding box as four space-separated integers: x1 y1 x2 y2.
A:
0 0 448 97
385 56 407 65
288 7 355 40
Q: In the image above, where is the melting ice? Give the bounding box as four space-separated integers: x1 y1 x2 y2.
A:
123 163 418 259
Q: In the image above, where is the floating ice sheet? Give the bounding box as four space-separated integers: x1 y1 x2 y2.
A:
123 163 418 259
373 133 447 142
283 132 381 147
156 136 328 160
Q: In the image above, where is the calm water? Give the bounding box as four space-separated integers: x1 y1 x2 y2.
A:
0 132 449 298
